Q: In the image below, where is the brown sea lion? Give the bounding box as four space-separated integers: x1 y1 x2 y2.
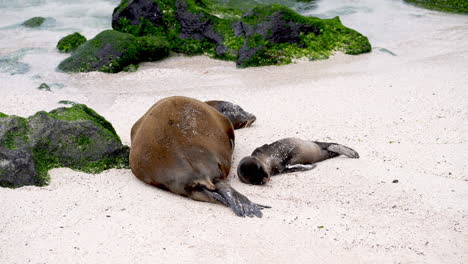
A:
237 137 359 185
130 96 268 217
205 100 256 129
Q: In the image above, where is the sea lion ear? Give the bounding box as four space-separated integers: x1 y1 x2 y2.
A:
230 138 235 149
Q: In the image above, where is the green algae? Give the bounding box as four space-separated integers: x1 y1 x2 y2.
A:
122 64 139 72
22 17 45 28
205 0 315 13
45 104 121 142
404 0 468 13
57 32 87 53
0 117 30 150
135 36 171 60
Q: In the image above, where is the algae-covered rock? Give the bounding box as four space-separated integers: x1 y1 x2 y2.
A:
57 30 170 73
0 104 129 188
404 0 468 13
236 5 371 67
111 0 371 68
22 17 45 28
57 32 87 53
58 30 139 73
37 83 51 91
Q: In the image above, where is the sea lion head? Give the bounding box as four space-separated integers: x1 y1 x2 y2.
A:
237 156 269 185
206 100 256 129
224 102 256 129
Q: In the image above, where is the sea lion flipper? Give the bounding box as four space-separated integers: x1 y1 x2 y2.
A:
284 164 317 173
327 144 360 159
203 188 229 206
212 184 269 218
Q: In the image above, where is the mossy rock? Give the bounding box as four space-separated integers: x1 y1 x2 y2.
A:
37 83 51 91
22 17 45 28
236 5 371 67
111 0 371 68
57 30 170 73
404 0 468 13
0 104 129 188
112 0 238 59
57 32 87 53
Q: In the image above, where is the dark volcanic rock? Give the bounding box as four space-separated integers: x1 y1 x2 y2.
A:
0 105 129 188
112 0 164 29
174 0 227 56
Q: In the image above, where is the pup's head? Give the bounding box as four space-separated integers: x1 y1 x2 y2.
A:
237 156 270 185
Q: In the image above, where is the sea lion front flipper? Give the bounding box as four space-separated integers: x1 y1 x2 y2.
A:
284 164 317 173
327 144 360 159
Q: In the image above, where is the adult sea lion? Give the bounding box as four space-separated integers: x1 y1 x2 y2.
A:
237 137 359 185
130 96 268 217
205 100 256 129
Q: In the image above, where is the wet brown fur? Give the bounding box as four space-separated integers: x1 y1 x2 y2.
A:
130 96 235 203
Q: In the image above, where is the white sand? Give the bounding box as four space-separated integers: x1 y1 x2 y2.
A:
1 13 468 264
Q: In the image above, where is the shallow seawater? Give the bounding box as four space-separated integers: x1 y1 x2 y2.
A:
0 0 465 94
0 0 120 92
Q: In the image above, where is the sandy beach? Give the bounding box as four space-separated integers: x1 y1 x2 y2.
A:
1 4 467 263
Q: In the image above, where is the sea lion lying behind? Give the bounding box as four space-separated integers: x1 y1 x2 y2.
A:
205 100 256 129
130 96 268 217
237 137 359 185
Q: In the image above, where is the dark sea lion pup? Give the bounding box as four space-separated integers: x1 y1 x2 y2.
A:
130 96 269 217
205 100 256 129
237 137 359 185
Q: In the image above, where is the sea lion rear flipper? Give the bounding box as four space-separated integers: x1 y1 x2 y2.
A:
327 144 360 159
204 184 270 218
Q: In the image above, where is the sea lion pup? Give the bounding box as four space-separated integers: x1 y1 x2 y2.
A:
237 138 360 185
205 100 256 129
130 96 268 217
